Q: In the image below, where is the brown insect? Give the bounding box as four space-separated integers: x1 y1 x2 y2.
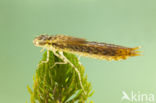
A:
33 34 141 95
33 34 140 61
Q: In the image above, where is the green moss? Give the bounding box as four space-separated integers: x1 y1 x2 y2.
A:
28 51 94 103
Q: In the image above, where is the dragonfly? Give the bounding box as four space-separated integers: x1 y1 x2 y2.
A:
33 34 141 94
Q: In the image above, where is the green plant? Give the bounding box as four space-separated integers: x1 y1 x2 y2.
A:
27 51 94 103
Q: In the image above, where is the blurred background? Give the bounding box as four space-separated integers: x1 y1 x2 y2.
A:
0 0 156 103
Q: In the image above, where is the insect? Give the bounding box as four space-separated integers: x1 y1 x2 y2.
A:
33 34 141 94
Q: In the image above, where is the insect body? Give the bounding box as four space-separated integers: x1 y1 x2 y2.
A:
33 34 140 61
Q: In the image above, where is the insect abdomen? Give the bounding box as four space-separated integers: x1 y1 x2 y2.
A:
52 42 140 61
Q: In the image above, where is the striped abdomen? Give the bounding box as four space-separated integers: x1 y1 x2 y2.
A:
52 42 140 61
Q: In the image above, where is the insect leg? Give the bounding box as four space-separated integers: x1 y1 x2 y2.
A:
38 50 50 66
50 61 67 69
78 55 81 60
77 55 82 65
40 48 45 52
50 50 86 94
58 51 86 95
